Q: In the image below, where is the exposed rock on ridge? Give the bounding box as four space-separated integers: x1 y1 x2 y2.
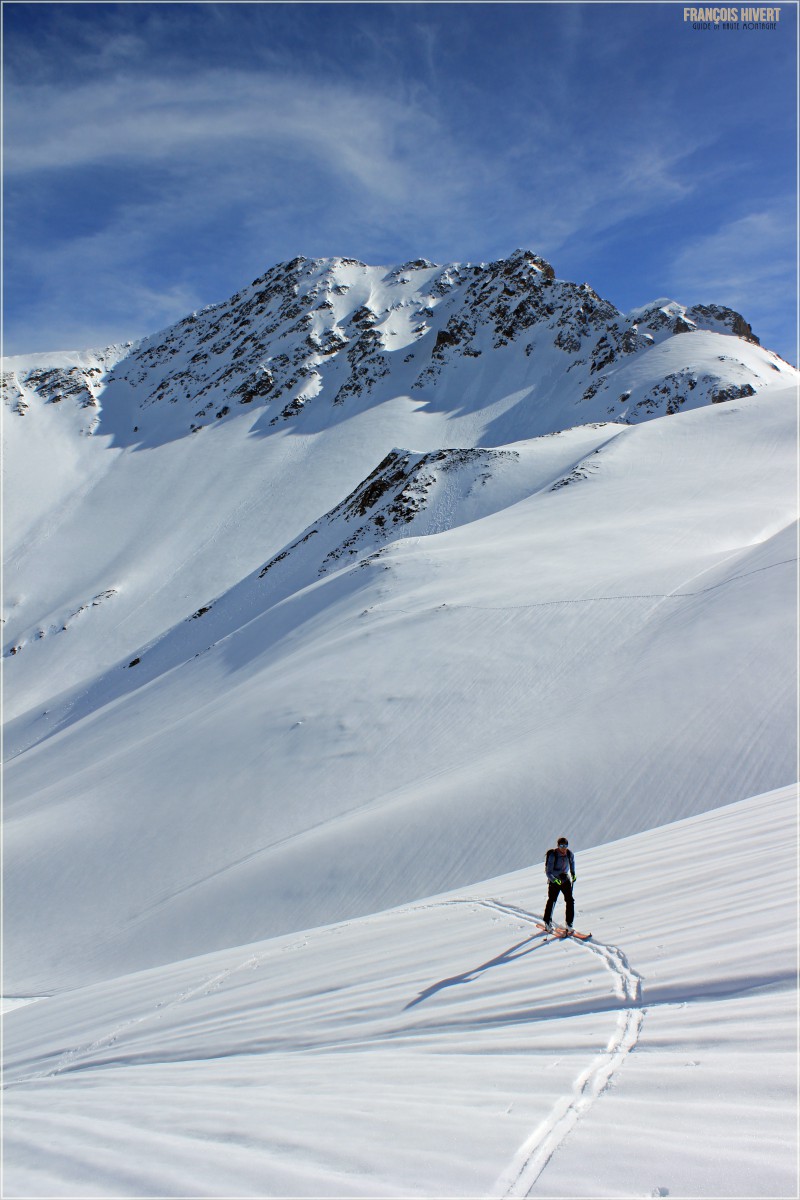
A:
3 250 785 444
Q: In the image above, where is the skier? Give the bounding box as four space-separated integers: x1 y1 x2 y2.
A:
543 836 576 932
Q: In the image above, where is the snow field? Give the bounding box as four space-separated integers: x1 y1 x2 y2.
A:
4 389 796 992
3 256 798 1198
3 785 797 1198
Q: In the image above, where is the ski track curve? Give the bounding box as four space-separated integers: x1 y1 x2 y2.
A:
6 892 645 1200
458 897 646 1198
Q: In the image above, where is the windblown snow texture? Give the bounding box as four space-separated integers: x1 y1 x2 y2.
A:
3 787 797 1197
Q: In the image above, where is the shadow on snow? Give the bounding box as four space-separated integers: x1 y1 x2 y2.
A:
405 931 549 1010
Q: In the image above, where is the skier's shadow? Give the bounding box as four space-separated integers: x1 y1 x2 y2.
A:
404 931 547 1010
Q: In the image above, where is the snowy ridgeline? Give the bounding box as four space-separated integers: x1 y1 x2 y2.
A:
1 253 775 448
3 786 797 1198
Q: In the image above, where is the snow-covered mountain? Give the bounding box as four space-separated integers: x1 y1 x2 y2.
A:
3 250 797 1196
2 251 771 445
3 251 797 996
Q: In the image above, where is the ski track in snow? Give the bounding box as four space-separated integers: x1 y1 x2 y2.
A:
9 952 272 1086
10 893 643 1196
461 898 646 1199
378 554 796 616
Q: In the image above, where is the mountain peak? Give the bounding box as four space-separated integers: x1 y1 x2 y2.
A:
2 251 786 452
495 246 557 280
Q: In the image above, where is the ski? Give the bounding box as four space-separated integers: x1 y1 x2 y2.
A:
535 922 592 941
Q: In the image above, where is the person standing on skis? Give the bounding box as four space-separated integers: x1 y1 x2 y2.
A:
543 837 576 932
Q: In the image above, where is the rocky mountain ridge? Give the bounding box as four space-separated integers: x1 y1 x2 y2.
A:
2 250 784 447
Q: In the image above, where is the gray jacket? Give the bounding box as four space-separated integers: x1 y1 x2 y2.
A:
545 847 575 882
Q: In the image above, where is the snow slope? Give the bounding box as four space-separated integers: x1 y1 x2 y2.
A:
3 251 798 1199
4 785 797 1199
4 383 796 993
3 253 793 718
2 252 797 998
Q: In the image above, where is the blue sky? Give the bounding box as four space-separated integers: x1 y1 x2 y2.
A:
4 2 797 360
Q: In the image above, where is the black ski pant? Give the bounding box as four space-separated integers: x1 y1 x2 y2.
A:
544 877 574 927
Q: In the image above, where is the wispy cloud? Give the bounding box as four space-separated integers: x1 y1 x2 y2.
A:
5 40 714 255
6 70 459 206
4 2 793 357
